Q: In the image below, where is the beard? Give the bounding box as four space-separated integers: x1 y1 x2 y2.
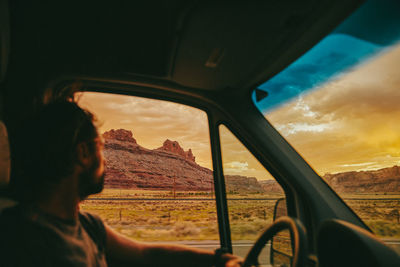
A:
78 157 105 199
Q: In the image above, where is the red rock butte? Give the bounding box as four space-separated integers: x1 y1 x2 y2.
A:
101 129 210 190
100 128 269 192
157 139 195 163
103 129 137 143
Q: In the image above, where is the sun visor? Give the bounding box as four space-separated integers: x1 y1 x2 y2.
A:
0 121 10 188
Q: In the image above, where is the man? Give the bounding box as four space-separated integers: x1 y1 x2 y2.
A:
0 100 242 267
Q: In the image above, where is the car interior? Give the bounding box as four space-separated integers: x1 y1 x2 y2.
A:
1 0 399 266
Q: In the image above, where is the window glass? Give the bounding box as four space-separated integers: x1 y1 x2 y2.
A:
253 0 400 248
77 92 219 248
219 125 284 265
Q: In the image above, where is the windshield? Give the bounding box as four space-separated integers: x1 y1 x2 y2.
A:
253 0 400 245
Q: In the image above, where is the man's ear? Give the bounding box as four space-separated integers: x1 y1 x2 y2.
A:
76 142 92 168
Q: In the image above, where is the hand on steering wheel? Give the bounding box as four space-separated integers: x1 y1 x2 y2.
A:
242 216 307 267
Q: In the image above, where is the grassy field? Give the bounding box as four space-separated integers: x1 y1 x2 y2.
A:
341 195 400 239
80 189 400 242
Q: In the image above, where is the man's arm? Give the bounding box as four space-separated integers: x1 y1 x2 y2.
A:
105 225 242 267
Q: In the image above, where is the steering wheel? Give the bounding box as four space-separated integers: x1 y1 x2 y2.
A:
242 216 308 267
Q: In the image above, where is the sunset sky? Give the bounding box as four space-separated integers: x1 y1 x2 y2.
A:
264 41 400 175
78 91 272 180
78 40 400 181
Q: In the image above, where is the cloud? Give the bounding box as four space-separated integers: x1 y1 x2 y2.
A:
76 41 400 177
258 34 379 111
339 162 376 167
293 96 317 117
225 161 249 171
224 163 257 174
275 122 333 135
266 42 400 174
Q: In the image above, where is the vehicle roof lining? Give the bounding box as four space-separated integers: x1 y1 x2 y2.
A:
5 0 364 94
172 0 318 90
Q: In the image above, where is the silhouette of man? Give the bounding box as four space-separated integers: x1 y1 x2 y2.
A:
0 100 242 267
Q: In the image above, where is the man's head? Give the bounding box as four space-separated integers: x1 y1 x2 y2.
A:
15 100 105 200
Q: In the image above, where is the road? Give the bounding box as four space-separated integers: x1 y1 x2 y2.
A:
151 241 271 265
187 241 270 258
167 239 400 261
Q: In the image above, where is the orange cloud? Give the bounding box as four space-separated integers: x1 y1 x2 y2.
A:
267 42 400 174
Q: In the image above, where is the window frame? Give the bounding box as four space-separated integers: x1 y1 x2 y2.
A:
52 75 366 254
72 81 236 251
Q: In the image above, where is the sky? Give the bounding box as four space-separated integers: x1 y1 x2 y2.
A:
78 41 400 180
264 42 400 175
77 2 400 180
257 34 379 112
255 0 400 175
77 92 273 180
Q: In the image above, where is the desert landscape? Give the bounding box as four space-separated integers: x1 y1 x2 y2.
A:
81 129 400 244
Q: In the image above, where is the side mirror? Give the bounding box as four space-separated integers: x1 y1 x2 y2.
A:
271 198 292 266
273 198 287 221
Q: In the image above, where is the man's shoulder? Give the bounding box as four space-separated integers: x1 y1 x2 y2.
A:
79 211 107 248
79 210 103 223
79 210 105 233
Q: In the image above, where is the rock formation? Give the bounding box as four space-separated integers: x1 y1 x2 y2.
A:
102 128 267 192
102 129 137 143
102 129 211 191
157 139 195 162
259 180 284 194
225 175 265 193
101 128 399 194
323 166 400 193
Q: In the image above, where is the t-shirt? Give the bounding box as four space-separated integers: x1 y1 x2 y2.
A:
0 205 108 267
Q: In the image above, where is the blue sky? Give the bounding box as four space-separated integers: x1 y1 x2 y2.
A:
255 0 400 113
255 34 380 112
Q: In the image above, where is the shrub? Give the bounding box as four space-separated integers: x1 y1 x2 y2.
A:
173 221 200 237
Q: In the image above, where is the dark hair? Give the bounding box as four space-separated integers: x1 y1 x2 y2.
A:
11 100 98 200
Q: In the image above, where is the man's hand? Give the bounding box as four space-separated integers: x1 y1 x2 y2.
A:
220 253 243 267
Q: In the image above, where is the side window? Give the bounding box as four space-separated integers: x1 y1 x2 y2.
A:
77 92 219 247
219 125 285 264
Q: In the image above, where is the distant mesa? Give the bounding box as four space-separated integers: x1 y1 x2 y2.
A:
101 128 269 192
103 129 137 143
157 139 196 163
102 128 210 191
323 165 400 193
259 179 284 194
225 175 267 193
101 128 399 194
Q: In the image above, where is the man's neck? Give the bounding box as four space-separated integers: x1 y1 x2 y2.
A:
35 176 81 220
